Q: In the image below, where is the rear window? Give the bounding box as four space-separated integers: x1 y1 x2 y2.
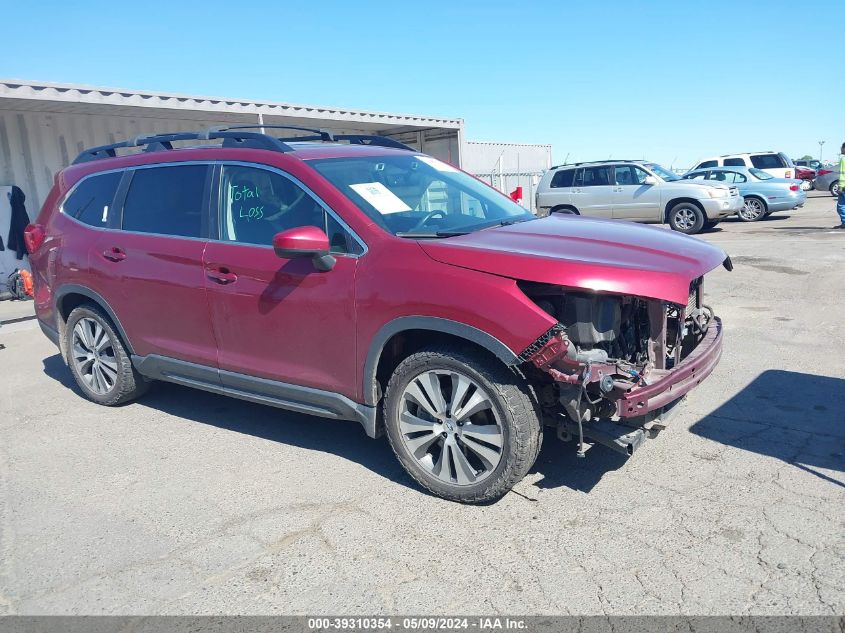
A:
63 172 122 228
121 166 208 238
723 158 745 166
550 169 575 188
750 154 786 169
575 166 611 187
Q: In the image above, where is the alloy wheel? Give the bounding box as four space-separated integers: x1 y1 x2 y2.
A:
398 370 504 486
799 180 812 191
833 183 840 197
71 317 118 395
674 207 697 231
740 198 765 221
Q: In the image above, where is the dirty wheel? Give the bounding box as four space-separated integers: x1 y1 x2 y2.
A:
668 202 705 234
65 304 148 406
738 196 766 221
384 346 541 503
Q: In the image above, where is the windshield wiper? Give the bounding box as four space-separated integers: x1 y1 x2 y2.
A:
395 229 471 238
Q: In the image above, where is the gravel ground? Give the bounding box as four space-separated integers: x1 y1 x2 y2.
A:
0 193 843 616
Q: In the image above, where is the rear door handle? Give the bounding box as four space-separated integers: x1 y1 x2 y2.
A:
102 247 126 262
206 267 238 285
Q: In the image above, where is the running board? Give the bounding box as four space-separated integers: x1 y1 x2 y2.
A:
131 354 380 438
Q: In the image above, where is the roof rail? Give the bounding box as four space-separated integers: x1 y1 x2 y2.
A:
550 159 641 169
279 133 415 151
73 128 294 164
72 124 416 164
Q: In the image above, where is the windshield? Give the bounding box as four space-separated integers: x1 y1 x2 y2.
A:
749 168 774 180
309 154 535 237
644 163 680 181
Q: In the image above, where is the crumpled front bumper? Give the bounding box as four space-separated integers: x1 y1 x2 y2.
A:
617 316 723 418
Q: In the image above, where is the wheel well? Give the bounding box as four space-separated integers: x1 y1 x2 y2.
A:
56 292 92 323
551 205 579 215
664 197 704 222
54 288 134 355
374 329 501 403
744 194 768 210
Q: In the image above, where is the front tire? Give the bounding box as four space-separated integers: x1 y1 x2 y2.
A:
832 181 840 197
668 202 705 234
383 346 541 503
65 304 148 406
738 196 767 222
799 179 813 191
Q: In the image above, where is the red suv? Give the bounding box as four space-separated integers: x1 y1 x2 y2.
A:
25 126 729 503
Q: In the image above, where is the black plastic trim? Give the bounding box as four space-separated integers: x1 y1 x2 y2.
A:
362 316 519 406
132 354 379 438
39 320 60 347
54 284 135 355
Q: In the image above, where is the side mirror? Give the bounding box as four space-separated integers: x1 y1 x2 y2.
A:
643 176 658 185
272 226 336 272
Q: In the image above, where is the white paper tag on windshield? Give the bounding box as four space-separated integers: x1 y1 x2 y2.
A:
349 182 411 214
416 156 460 173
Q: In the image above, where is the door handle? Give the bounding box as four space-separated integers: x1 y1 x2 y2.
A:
102 247 126 262
206 267 238 285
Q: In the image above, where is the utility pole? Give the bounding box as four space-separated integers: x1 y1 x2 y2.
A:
818 140 825 162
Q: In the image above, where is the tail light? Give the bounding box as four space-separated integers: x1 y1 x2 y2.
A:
789 184 799 191
23 223 45 254
818 169 832 176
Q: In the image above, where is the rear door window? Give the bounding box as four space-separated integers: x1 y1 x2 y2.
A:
723 157 745 166
750 154 786 169
696 160 718 169
550 169 575 188
121 165 209 238
63 172 122 228
582 166 611 186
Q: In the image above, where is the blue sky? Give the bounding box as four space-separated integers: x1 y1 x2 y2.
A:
2 0 841 168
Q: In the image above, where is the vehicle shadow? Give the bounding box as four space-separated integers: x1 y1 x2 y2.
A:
41 353 410 486
689 369 845 488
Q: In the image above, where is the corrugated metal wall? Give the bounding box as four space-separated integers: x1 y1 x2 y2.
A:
0 108 462 212
0 108 264 212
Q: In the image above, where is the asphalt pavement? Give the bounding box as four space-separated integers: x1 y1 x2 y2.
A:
1 192 843 616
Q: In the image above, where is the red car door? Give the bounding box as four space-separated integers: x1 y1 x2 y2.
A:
202 163 362 399
92 164 218 367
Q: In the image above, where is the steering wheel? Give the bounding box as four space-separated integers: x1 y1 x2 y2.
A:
408 210 447 233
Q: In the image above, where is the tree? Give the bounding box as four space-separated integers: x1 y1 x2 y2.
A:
798 154 813 161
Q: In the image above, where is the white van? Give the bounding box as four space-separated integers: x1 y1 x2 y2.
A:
690 152 795 179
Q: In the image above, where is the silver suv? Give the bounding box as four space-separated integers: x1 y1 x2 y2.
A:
535 160 743 234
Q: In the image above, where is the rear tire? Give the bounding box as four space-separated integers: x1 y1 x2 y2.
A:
383 345 541 503
738 196 767 222
65 304 148 406
668 202 705 234
551 206 579 215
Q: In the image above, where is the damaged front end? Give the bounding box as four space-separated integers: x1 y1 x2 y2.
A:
518 279 723 458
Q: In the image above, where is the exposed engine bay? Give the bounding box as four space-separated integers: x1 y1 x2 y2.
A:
518 279 716 457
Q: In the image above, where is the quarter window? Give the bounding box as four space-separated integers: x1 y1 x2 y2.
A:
697 160 718 169
64 172 122 228
750 154 786 169
122 166 208 238
219 164 361 255
550 169 575 188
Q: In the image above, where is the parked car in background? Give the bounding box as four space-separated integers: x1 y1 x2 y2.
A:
23 126 731 503
691 152 795 179
813 166 840 196
794 159 822 171
794 165 816 190
536 160 742 234
682 167 805 222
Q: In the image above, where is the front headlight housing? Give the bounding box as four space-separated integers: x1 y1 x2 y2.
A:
706 188 729 198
